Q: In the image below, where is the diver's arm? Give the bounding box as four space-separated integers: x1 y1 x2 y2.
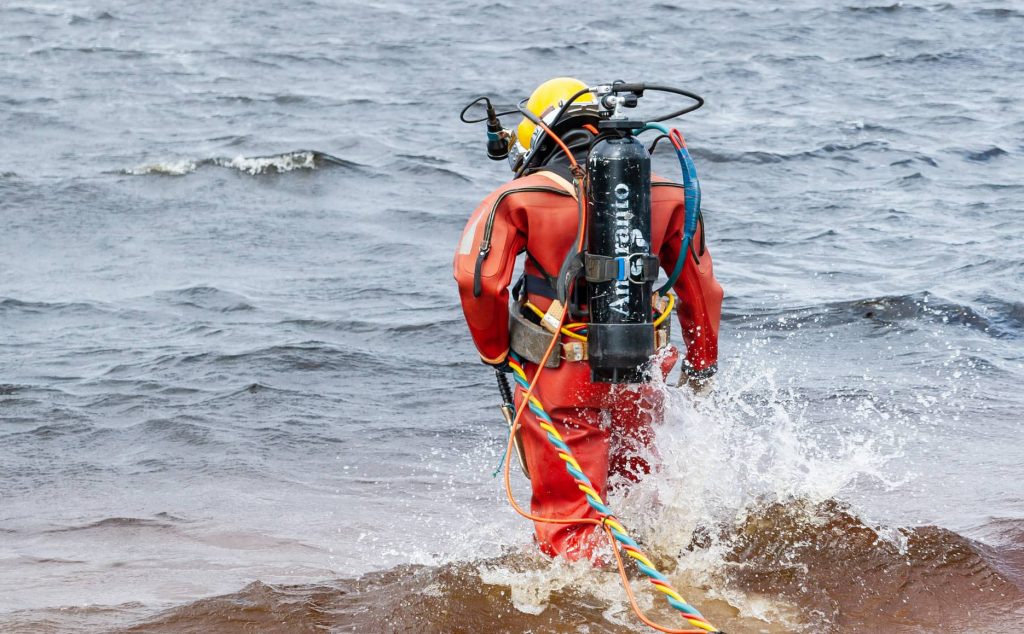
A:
660 204 723 381
453 191 525 367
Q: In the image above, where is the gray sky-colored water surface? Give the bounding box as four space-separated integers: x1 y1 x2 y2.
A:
1 1 1022 632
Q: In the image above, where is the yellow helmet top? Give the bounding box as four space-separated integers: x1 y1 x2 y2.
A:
508 78 597 171
516 77 594 151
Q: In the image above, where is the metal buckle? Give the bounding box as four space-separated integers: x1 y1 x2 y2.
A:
562 341 587 362
615 253 651 284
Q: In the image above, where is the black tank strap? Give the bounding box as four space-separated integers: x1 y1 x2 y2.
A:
524 275 557 300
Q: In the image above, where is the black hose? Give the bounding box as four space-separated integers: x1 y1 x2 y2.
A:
460 96 519 124
515 83 702 177
547 87 594 133
647 134 669 154
495 370 514 405
605 82 705 120
642 84 705 121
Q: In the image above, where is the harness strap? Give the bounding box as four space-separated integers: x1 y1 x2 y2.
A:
526 251 558 290
584 253 660 284
512 273 559 302
509 309 562 368
509 304 672 367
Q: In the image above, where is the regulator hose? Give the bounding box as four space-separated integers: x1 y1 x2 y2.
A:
518 83 704 178
607 83 704 121
459 96 519 124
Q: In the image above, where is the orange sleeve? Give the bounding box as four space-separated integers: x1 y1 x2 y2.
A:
660 202 723 375
452 186 526 365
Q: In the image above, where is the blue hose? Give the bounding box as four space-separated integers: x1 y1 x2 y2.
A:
638 123 701 294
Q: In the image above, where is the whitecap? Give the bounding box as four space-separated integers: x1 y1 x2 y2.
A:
124 159 197 176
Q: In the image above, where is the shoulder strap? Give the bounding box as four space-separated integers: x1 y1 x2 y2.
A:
532 170 578 199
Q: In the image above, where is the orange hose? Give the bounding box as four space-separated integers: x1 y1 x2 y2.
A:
604 524 710 634
534 117 579 173
500 114 586 527
497 121 719 633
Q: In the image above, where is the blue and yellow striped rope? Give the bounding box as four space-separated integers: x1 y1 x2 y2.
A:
507 353 718 633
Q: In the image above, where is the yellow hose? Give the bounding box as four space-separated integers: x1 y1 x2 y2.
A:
524 301 588 341
653 292 675 328
525 294 673 339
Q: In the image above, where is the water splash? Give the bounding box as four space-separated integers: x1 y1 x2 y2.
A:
466 335 912 628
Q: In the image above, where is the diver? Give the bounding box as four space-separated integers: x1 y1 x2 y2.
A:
453 77 723 561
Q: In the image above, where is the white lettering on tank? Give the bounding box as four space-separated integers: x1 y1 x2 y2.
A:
610 183 634 316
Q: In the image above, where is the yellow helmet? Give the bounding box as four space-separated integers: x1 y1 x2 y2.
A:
508 77 597 171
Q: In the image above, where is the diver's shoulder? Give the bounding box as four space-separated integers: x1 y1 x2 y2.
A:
482 172 568 196
651 174 685 205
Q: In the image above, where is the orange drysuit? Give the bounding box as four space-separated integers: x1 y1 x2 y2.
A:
454 169 722 559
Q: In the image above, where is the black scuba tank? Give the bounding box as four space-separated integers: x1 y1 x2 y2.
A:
584 128 658 383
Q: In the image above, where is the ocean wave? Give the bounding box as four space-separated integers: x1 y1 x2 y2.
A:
278 318 379 334
151 285 255 312
690 140 896 165
975 8 1023 19
93 343 381 382
0 297 105 316
977 296 1024 335
960 145 1008 162
712 498 1022 632
211 93 318 105
385 156 473 182
136 343 383 376
129 418 216 447
727 292 999 336
893 171 927 185
120 497 1022 633
845 2 950 14
124 159 198 176
889 155 938 168
125 150 363 177
1 96 57 107
68 11 117 25
847 3 904 13
855 50 973 65
45 516 178 534
29 46 148 60
122 564 629 634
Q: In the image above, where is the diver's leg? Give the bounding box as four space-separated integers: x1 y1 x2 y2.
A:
514 361 610 561
608 346 679 487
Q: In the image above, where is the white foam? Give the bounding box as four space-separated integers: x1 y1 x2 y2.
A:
477 556 628 617
214 151 317 175
124 160 197 176
125 152 320 177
